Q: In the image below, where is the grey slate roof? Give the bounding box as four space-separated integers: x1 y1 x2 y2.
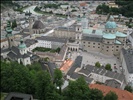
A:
25 39 38 47
5 92 33 100
47 62 57 78
82 35 103 42
36 36 67 43
32 20 45 29
121 48 133 73
67 56 83 76
55 26 75 32
79 64 124 82
130 32 133 38
1 48 10 53
105 79 121 88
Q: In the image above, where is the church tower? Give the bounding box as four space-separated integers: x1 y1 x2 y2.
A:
18 38 27 55
6 22 15 48
81 13 88 29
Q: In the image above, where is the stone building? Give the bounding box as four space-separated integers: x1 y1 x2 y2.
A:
82 16 127 56
29 17 46 34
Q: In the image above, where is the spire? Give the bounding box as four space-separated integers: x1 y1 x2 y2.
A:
19 38 26 49
6 21 12 36
109 15 114 22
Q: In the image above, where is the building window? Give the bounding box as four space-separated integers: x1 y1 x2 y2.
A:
116 49 118 51
88 42 90 44
107 46 109 48
107 50 108 52
98 47 100 48
116 46 119 48
88 46 90 47
98 43 100 45
11 39 13 41
107 41 109 43
83 42 85 43
93 46 95 48
27 60 28 62
112 46 114 48
93 43 95 45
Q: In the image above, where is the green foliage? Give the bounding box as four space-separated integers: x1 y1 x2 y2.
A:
44 4 59 9
11 20 17 29
90 88 104 100
34 6 41 12
96 0 133 17
54 68 64 94
95 62 101 68
27 62 42 71
1 61 32 93
104 91 118 100
96 3 110 15
32 47 61 53
124 85 133 93
63 77 90 100
105 64 112 71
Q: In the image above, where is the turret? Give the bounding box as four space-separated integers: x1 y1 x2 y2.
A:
18 38 27 55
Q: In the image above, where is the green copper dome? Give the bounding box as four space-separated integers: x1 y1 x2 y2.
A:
6 22 12 33
105 21 117 29
19 43 26 49
19 38 26 49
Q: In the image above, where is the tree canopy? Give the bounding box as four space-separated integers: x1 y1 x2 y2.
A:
104 91 118 100
105 64 112 71
124 85 133 93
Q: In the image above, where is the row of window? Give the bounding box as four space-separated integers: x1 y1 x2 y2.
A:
83 42 101 45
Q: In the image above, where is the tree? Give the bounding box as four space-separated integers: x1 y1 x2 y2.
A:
27 62 42 71
1 61 32 93
90 88 104 100
105 64 112 71
124 85 133 93
35 70 53 100
54 68 64 94
104 91 118 100
95 62 101 68
11 20 17 29
63 77 90 100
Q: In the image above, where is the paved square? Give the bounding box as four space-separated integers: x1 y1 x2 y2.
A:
69 51 122 73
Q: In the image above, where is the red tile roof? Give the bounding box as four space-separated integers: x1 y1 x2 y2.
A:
89 84 133 100
80 2 87 7
60 59 73 73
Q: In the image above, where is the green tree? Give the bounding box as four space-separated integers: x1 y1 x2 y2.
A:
11 20 17 29
90 88 104 100
124 85 133 93
35 70 53 100
63 77 90 100
95 62 101 68
1 61 32 93
54 68 64 94
27 62 42 71
105 64 112 71
104 91 118 100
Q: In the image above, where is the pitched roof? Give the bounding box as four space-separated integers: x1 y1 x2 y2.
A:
89 84 133 100
121 48 133 73
5 92 33 100
60 59 73 73
80 2 87 7
32 20 45 29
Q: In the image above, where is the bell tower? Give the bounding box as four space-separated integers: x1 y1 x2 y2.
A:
5 21 15 48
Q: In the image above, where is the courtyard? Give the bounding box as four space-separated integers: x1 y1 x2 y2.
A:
68 50 122 74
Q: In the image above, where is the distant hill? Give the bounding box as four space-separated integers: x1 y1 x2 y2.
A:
115 0 133 17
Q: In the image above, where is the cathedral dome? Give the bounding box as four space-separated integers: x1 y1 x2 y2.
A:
105 21 117 29
105 16 117 29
